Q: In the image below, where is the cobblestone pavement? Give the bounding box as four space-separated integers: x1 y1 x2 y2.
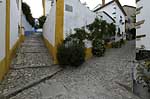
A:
0 33 60 98
8 40 142 99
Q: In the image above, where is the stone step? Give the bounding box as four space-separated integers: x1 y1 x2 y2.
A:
24 40 43 43
25 38 43 41
29 35 42 38
17 46 48 53
21 42 45 46
0 65 61 97
21 43 45 47
12 53 53 67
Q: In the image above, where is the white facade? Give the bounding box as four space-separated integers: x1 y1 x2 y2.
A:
44 0 53 16
64 0 97 39
96 11 115 24
43 0 56 46
123 5 136 30
0 0 6 61
10 0 20 49
94 1 126 41
43 0 117 47
136 0 150 50
22 14 33 32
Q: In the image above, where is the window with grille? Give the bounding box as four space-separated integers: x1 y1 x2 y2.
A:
65 4 73 12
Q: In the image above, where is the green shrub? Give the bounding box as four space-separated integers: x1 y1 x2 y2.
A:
92 39 105 57
38 16 47 28
120 39 125 45
57 40 85 67
112 41 122 48
136 62 150 92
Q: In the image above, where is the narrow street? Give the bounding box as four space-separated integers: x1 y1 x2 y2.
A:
0 33 61 98
0 38 141 99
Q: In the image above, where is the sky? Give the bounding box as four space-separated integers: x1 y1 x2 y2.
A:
23 0 43 18
23 0 136 18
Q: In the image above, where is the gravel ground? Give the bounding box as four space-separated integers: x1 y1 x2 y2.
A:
0 33 60 97
9 40 141 99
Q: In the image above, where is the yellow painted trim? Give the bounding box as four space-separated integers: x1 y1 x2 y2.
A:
42 0 46 16
20 33 25 42
85 48 93 60
5 32 23 79
0 0 24 81
5 0 10 71
54 0 65 63
55 0 64 45
0 58 6 80
43 36 57 64
9 36 22 62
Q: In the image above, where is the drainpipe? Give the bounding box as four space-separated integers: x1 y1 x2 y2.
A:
102 0 105 6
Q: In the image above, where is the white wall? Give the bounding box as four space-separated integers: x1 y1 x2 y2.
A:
10 0 19 49
22 14 32 32
45 0 52 16
18 0 22 27
136 0 150 50
64 0 97 39
0 0 6 60
95 1 126 41
43 0 56 46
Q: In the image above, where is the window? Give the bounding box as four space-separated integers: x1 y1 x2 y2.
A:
114 7 116 9
112 12 116 14
0 0 2 3
65 4 73 12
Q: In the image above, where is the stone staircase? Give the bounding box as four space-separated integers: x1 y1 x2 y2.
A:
0 33 61 98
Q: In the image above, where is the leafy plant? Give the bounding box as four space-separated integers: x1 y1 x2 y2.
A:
107 23 116 37
87 18 116 40
112 41 122 48
38 16 47 28
92 39 105 57
145 61 150 72
65 28 90 43
57 40 85 67
120 38 125 45
87 18 106 39
62 18 117 60
136 62 150 92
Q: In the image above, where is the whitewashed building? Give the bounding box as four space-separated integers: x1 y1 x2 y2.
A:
94 0 127 41
136 0 150 51
96 11 115 24
42 0 53 16
123 5 136 31
0 0 7 80
123 5 136 40
0 0 24 80
42 0 95 63
42 0 117 63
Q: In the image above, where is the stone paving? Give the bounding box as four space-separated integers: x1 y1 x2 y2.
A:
0 33 61 98
8 40 142 99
